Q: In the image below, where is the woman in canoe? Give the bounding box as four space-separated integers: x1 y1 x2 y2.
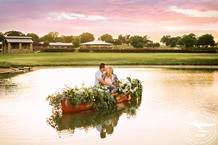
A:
102 66 120 93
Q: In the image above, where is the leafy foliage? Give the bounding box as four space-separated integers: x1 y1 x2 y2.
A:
197 34 215 47
42 41 49 47
47 93 142 138
4 30 25 36
130 35 145 48
72 36 80 48
46 77 143 112
98 34 113 41
177 35 196 48
46 80 143 138
80 32 95 43
27 33 39 42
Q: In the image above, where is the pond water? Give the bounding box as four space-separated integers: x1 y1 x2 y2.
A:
0 67 218 145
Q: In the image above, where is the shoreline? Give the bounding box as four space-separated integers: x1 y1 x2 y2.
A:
1 65 218 74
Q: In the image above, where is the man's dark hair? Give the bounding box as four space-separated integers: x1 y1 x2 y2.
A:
99 63 106 69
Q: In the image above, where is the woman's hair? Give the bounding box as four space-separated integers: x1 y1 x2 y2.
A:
105 66 114 79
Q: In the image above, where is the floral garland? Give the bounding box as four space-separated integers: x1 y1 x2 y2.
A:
46 77 143 111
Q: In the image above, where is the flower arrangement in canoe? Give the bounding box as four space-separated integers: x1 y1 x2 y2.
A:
46 77 143 111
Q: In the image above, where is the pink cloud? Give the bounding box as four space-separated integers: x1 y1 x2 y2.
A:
0 0 218 41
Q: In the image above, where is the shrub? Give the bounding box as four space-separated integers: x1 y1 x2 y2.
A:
46 77 143 112
78 49 90 52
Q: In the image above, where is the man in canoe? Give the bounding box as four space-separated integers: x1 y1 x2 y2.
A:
95 63 116 92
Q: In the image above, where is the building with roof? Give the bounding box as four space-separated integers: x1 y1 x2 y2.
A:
3 36 33 53
80 40 113 49
49 42 73 48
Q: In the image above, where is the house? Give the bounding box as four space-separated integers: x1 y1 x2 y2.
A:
3 36 33 53
80 41 113 49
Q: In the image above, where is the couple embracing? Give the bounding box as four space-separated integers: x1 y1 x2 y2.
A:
95 63 120 93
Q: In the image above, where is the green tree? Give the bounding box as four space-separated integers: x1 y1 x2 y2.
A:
113 39 122 45
0 32 5 42
118 34 125 44
188 33 197 40
177 35 196 48
125 34 131 45
80 32 95 43
63 35 73 43
72 36 80 48
160 35 171 46
39 32 59 42
170 36 181 47
55 36 65 42
42 41 50 47
170 40 177 47
27 33 39 42
5 30 25 36
154 42 160 47
143 35 151 45
98 34 113 41
105 37 114 44
197 34 215 47
130 35 145 48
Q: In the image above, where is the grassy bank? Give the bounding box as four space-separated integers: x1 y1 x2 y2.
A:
0 53 218 68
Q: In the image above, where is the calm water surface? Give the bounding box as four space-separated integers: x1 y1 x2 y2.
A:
0 67 218 145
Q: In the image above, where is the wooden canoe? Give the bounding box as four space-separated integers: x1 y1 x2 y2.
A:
61 93 130 113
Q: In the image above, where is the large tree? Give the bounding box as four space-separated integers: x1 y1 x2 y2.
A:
5 30 25 36
0 32 5 42
72 36 80 48
55 36 65 43
39 32 59 42
124 34 131 45
105 36 114 44
113 39 122 45
98 34 113 41
118 34 125 44
27 33 39 42
160 35 181 47
160 35 171 46
63 35 73 43
197 34 215 47
130 35 145 48
80 32 95 43
177 35 196 48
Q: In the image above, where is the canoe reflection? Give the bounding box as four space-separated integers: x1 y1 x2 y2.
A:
47 96 142 139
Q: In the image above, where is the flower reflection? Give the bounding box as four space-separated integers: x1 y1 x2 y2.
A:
47 95 142 139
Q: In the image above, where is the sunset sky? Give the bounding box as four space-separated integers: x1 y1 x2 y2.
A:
0 0 218 42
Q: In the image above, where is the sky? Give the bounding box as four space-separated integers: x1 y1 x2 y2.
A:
0 0 218 42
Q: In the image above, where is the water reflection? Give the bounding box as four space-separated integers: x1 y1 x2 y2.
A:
47 96 142 139
0 67 218 145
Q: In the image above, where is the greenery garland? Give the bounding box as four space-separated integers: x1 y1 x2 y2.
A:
46 77 143 111
47 92 143 138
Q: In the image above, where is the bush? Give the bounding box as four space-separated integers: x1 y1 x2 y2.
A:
130 35 145 48
46 77 143 111
42 41 49 47
72 36 80 48
78 49 90 52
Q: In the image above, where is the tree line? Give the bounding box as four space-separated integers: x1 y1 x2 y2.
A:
0 30 217 48
160 33 216 48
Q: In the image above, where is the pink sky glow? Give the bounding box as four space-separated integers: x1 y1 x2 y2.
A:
0 0 218 41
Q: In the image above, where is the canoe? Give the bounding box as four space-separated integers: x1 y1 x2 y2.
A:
61 93 130 113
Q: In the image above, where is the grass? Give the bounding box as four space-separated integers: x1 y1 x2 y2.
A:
0 52 218 68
